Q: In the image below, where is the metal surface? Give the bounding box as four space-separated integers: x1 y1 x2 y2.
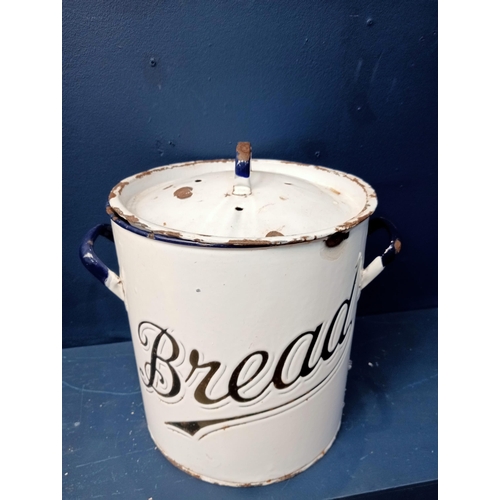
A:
105 219 369 484
80 158 400 483
79 145 401 484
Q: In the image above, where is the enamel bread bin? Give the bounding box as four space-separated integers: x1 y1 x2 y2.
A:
80 143 401 487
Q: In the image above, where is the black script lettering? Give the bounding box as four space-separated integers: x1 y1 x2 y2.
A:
186 350 229 405
228 351 270 402
273 324 322 390
321 301 349 361
321 268 358 361
300 324 323 377
139 322 181 398
138 264 361 407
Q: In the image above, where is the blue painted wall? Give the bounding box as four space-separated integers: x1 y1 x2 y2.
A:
63 0 437 348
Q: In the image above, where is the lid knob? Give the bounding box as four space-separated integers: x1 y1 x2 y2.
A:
232 142 252 196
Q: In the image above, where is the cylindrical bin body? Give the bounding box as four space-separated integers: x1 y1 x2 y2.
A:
110 218 368 486
80 156 401 486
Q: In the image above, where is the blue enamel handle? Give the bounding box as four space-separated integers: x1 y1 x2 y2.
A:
79 224 125 301
361 217 401 289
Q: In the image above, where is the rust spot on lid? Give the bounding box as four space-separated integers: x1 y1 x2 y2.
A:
126 214 140 223
174 186 193 199
155 229 182 239
394 239 402 253
329 187 341 195
111 207 150 229
266 231 284 237
314 165 333 172
236 142 251 161
135 170 153 179
335 213 371 232
343 172 367 190
227 239 273 247
163 184 173 190
109 181 129 199
111 207 125 218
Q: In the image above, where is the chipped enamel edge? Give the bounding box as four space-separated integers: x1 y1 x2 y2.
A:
107 159 378 247
152 422 340 487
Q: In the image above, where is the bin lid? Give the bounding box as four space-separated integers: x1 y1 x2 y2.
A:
108 143 377 246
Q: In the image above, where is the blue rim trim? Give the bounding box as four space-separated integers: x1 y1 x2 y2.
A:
107 204 249 248
106 206 385 250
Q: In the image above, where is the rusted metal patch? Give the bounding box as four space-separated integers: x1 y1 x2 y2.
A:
174 186 193 199
227 239 274 246
158 446 327 487
236 142 251 161
342 172 369 190
291 235 318 243
266 231 284 237
135 170 154 179
109 181 129 198
156 229 182 239
334 213 371 232
162 454 204 482
126 214 140 223
325 232 349 248
112 206 150 230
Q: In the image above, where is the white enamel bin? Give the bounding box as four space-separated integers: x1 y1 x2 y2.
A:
80 145 401 487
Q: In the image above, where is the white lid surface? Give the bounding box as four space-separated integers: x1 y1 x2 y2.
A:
108 159 377 246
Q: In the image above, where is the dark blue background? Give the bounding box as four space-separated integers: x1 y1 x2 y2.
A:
63 0 437 348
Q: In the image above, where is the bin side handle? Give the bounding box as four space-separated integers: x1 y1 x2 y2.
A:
79 224 125 302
